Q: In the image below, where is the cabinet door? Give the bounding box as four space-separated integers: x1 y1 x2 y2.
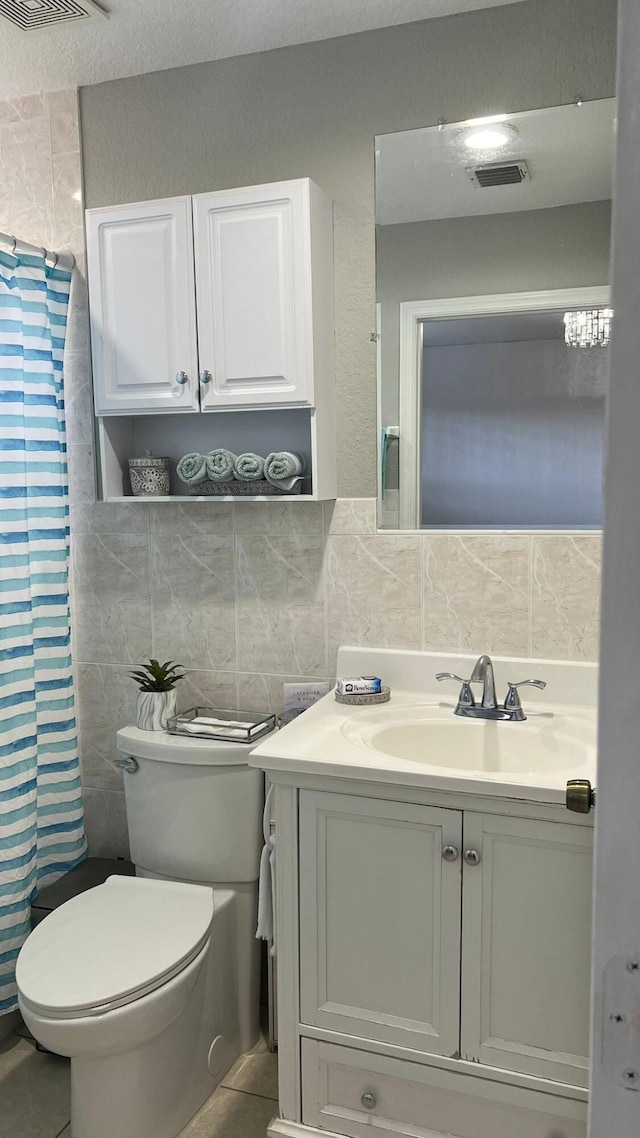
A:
194 181 313 409
87 198 199 414
299 791 462 1056
461 813 593 1087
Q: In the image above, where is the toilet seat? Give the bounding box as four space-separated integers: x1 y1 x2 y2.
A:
17 875 214 1020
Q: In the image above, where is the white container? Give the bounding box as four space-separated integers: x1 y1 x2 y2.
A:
135 689 177 731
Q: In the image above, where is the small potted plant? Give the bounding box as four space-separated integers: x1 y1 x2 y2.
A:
129 659 186 731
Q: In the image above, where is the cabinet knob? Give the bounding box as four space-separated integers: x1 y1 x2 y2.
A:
199 370 212 385
361 1092 376 1110
442 845 459 862
175 371 189 385
464 849 481 866
566 779 596 814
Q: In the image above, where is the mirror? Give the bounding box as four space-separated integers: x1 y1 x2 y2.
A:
376 99 615 530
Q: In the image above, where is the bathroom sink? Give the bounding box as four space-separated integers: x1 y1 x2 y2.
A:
250 647 598 803
342 705 594 777
364 718 589 774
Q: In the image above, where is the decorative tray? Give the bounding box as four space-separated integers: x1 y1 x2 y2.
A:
167 707 276 743
187 480 302 496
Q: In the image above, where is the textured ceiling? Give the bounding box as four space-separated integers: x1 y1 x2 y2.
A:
0 0 529 101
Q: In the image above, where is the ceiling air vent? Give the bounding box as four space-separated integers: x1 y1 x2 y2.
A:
0 0 106 30
467 159 531 189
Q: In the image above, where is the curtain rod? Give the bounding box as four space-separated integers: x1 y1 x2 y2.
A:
0 231 75 273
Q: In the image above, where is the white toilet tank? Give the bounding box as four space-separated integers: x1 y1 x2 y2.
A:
116 726 264 884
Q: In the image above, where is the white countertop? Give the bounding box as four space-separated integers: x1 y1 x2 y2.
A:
249 648 597 805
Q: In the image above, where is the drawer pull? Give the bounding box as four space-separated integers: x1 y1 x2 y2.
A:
442 845 459 862
175 370 189 385
464 849 481 866
361 1091 377 1110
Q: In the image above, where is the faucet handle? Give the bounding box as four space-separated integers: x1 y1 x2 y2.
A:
436 672 475 708
504 679 546 711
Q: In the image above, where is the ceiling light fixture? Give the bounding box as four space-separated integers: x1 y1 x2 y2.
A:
564 308 613 348
461 122 519 152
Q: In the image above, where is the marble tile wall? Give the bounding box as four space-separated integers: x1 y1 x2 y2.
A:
3 90 603 861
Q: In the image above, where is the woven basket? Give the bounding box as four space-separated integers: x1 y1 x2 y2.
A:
185 479 302 496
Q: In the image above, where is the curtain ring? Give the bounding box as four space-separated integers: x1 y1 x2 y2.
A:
10 236 17 255
50 252 59 270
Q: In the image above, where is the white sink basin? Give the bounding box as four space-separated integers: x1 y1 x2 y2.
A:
342 705 594 777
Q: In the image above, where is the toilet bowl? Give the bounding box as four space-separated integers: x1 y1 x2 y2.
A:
17 877 238 1138
17 725 265 1138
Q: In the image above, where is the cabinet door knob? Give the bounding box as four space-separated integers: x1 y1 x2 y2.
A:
442 845 459 862
199 370 212 385
361 1092 376 1110
175 371 189 385
464 849 481 866
566 779 596 814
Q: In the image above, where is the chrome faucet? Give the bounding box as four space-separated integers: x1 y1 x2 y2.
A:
470 654 497 710
436 655 546 722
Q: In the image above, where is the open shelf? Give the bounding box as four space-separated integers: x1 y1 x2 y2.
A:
97 405 336 502
104 494 319 503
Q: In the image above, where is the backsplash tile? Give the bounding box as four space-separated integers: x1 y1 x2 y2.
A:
73 533 153 665
149 501 233 537
324 498 376 535
423 534 530 656
531 535 602 660
234 500 324 536
326 534 422 674
76 663 137 791
151 535 237 672
236 535 326 676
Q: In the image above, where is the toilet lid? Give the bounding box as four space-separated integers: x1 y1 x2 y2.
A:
17 876 214 1018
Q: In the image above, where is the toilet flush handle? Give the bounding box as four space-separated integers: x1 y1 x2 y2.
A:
113 756 139 774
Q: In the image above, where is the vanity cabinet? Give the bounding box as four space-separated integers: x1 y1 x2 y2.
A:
299 790 592 1093
460 812 592 1087
299 793 463 1058
86 178 333 417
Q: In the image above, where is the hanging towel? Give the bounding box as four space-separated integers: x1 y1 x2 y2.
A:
234 453 266 481
256 784 276 954
176 452 208 485
205 449 237 482
264 452 305 491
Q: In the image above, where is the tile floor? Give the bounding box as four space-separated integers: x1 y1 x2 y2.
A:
0 1031 278 1138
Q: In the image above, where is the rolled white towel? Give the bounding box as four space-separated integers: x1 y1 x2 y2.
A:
264 451 305 491
205 448 236 482
234 453 266 481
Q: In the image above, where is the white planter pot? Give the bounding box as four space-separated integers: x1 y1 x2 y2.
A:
136 689 177 732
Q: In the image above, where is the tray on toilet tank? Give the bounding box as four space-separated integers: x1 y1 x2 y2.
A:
167 706 276 744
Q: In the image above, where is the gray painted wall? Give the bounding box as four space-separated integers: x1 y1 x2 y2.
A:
377 200 612 427
79 0 617 497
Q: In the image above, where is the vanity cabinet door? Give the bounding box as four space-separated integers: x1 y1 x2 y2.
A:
194 180 315 409
86 198 200 414
299 791 462 1057
460 812 593 1087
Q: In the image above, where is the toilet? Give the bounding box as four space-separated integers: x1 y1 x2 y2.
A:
16 726 265 1138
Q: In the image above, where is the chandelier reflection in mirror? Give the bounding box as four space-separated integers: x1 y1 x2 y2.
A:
564 307 613 347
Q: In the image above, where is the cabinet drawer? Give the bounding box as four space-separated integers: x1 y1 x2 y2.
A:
301 1038 587 1138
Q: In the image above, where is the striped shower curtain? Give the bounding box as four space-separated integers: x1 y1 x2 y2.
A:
0 247 86 1015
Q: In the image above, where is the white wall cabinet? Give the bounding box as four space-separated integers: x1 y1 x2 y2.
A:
87 179 333 417
86 197 200 415
194 181 326 409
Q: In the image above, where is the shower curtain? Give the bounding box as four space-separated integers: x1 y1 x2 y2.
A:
0 246 86 1015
